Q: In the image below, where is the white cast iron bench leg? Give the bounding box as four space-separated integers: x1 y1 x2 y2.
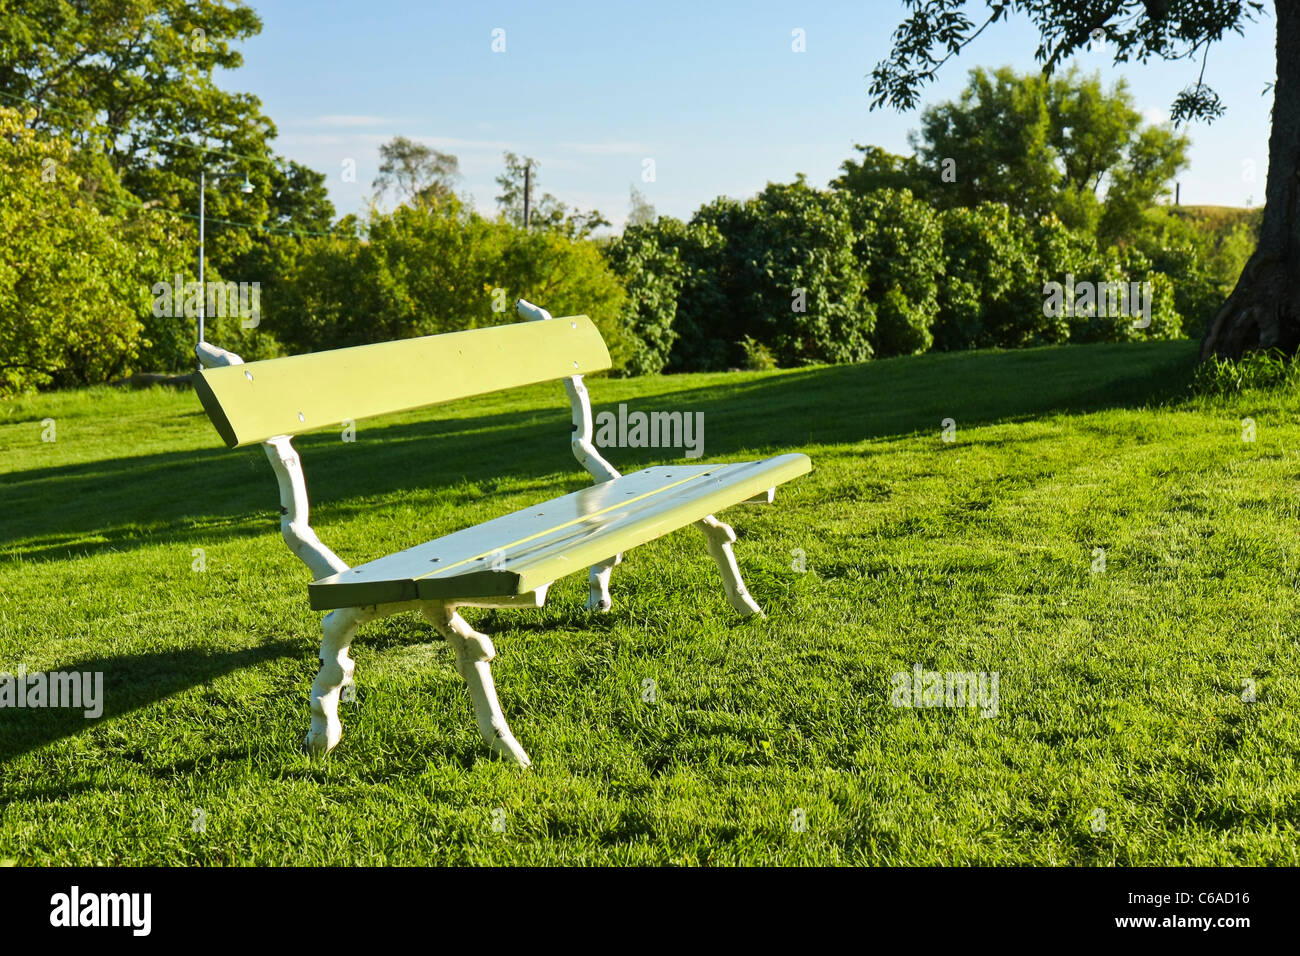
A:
306 604 375 755
696 514 765 618
422 603 531 767
587 556 619 612
196 342 372 757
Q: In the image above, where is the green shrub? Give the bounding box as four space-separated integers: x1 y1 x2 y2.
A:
1027 214 1095 345
273 198 627 367
1062 245 1183 343
0 107 192 394
739 335 777 371
873 287 932 357
602 221 684 375
675 182 872 370
1127 207 1218 339
933 203 1039 350
847 188 943 356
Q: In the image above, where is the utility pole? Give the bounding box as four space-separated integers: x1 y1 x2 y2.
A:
523 160 532 229
1175 182 1181 206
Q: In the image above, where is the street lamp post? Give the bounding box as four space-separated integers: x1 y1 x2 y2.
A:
196 169 254 369
197 168 205 366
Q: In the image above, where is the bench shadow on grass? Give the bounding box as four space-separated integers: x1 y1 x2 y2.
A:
0 640 299 766
0 340 1197 566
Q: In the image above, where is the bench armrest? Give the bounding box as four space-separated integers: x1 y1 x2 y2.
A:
517 298 620 485
195 342 347 579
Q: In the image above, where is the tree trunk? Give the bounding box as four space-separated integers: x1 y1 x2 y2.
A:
1200 0 1300 361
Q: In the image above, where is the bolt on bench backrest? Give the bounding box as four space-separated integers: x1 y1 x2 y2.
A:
193 316 611 448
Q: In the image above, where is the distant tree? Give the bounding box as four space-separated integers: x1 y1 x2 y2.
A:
911 66 1187 234
1097 124 1190 242
1049 70 1187 240
627 185 657 228
373 136 460 206
495 152 564 227
561 208 613 240
833 145 931 199
868 0 1289 359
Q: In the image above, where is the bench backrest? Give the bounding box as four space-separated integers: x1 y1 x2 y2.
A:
194 316 610 447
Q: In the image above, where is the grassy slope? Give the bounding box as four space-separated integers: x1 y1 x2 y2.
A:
0 339 1297 865
1174 204 1264 239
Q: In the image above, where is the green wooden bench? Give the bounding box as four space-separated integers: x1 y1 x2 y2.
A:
193 300 811 766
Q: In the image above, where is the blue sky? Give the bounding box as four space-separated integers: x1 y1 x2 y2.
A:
229 0 1276 230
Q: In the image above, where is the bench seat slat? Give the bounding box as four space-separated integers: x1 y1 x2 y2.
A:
307 453 811 609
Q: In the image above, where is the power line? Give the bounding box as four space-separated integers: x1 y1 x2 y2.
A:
97 192 348 240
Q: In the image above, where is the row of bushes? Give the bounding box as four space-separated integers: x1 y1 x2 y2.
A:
266 200 628 364
604 180 1245 375
182 185 1251 378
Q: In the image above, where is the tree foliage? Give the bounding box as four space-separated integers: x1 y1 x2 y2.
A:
934 203 1042 349
674 181 874 369
0 107 190 394
833 145 930 199
494 152 609 238
905 66 1187 235
604 220 684 375
847 188 944 356
870 1 1263 125
373 136 460 206
0 0 335 277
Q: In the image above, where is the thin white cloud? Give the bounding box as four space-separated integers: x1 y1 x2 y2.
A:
559 140 651 156
295 114 396 128
421 136 514 151
276 132 512 151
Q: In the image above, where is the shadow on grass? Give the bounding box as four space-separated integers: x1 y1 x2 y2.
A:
0 640 299 765
0 340 1198 565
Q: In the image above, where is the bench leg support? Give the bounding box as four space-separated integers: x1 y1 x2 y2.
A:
696 514 765 618
586 554 620 612
305 605 373 755
423 604 532 768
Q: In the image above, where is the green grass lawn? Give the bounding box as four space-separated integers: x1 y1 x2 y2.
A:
1 339 1297 865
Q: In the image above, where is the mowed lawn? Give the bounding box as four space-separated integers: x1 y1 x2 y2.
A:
1 339 1297 865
